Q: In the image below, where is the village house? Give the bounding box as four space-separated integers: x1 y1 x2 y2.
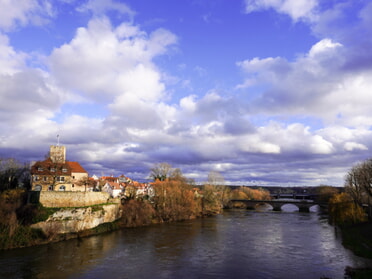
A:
30 145 88 191
102 181 125 198
99 175 154 199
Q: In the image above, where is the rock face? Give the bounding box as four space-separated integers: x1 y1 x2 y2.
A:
31 204 121 235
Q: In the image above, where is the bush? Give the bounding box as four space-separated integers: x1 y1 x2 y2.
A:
120 200 156 227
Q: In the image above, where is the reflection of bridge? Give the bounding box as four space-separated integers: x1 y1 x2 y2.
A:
230 199 326 212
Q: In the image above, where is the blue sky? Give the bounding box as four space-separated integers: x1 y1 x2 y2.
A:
1 0 372 186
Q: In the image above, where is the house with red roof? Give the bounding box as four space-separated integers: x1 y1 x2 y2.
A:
30 145 88 191
102 181 125 198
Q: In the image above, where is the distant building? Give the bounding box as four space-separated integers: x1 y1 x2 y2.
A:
31 145 88 191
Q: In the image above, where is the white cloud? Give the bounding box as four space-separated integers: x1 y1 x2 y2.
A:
0 34 26 74
76 0 135 19
2 0 372 186
49 17 176 103
344 142 368 152
236 35 372 130
0 0 54 31
308 38 342 58
244 0 318 22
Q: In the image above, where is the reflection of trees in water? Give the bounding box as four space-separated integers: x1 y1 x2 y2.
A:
0 232 119 279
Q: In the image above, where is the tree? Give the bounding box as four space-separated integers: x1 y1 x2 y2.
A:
149 163 173 181
203 171 231 211
344 159 372 206
328 192 367 225
76 176 95 192
0 158 30 192
315 185 340 203
207 171 225 186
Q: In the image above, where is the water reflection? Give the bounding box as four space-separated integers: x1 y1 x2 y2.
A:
1 209 372 279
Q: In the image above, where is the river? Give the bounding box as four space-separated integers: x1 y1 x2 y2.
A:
1 205 372 279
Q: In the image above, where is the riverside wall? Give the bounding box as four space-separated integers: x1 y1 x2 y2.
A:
39 191 111 207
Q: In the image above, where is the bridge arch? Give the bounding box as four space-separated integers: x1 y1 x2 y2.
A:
230 199 321 213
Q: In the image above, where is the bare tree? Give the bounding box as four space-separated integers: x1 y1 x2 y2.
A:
149 163 173 181
207 171 225 186
345 163 366 205
0 158 30 192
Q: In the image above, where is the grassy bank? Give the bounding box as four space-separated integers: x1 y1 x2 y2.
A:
341 222 372 258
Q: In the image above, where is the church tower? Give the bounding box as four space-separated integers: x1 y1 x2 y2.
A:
50 145 66 163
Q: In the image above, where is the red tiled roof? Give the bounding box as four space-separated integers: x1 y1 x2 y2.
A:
106 181 122 190
30 158 88 176
31 158 71 175
67 161 87 174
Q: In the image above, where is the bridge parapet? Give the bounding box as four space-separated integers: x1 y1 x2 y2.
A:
230 199 322 212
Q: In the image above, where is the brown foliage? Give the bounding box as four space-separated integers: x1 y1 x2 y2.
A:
152 180 199 221
0 189 26 236
0 189 46 249
120 200 156 227
329 193 367 225
315 185 340 203
230 187 271 201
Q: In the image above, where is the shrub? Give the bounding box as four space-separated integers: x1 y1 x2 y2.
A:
120 200 156 227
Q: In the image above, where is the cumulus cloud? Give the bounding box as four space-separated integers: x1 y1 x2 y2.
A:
236 35 372 129
49 17 177 103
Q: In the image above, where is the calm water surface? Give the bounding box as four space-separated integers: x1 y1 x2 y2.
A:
1 206 372 279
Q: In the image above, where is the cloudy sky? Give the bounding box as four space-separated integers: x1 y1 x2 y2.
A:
1 0 372 186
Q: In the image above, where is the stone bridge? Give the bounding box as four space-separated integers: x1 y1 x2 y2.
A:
230 199 326 212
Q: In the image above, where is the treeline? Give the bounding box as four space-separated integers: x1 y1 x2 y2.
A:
0 158 30 192
326 158 372 226
120 164 271 227
325 158 372 265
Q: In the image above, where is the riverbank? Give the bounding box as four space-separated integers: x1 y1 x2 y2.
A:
341 222 372 259
340 222 372 278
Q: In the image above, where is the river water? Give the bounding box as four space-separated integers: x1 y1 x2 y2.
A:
1 206 372 279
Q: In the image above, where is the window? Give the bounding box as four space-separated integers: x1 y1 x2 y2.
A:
48 185 53 191
38 167 43 171
34 176 39 181
62 168 67 173
56 176 65 182
43 176 48 182
50 168 56 172
34 185 42 191
59 185 66 191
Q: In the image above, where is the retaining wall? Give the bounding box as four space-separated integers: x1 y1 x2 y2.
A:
39 191 111 207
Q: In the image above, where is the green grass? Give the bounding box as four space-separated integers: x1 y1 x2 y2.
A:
0 225 46 250
32 204 60 223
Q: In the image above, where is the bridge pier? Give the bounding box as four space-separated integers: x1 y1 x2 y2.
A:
298 206 310 213
272 205 282 211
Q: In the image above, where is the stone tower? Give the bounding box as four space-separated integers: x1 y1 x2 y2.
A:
50 145 66 163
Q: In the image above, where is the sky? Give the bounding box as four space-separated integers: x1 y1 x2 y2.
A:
1 0 372 186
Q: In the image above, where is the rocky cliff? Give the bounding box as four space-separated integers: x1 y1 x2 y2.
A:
31 203 121 235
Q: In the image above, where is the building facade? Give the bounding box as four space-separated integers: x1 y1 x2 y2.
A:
31 145 88 191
